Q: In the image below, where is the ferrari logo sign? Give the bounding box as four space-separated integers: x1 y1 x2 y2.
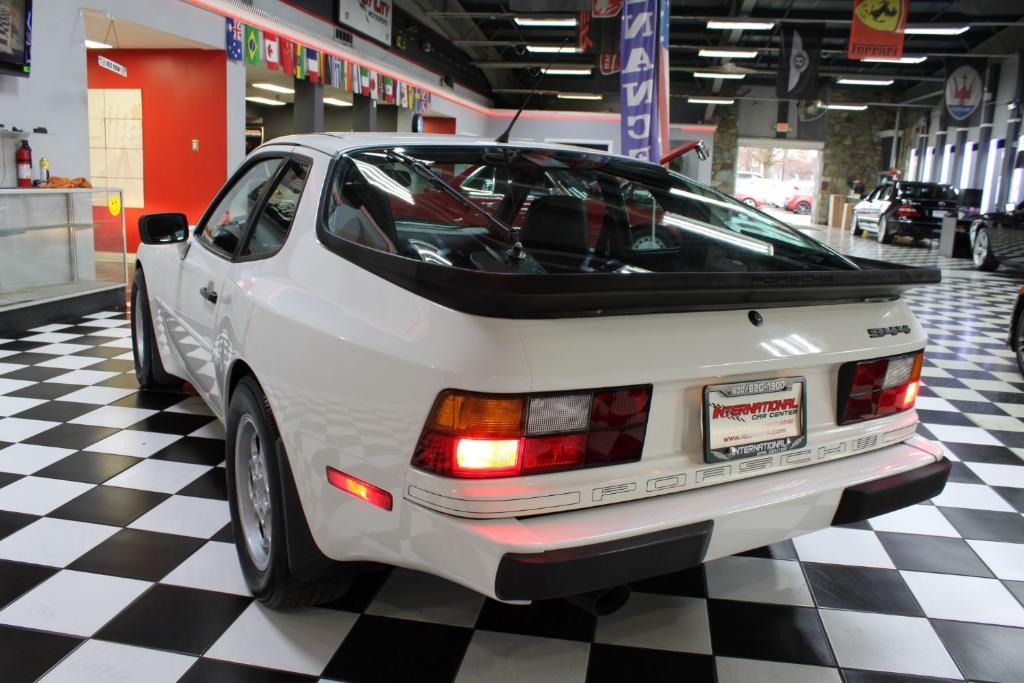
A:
848 0 907 60
854 0 902 32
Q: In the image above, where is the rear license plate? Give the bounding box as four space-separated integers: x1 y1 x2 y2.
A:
703 377 807 463
932 210 947 218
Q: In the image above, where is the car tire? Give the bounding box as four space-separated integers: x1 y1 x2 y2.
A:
972 227 999 271
131 269 181 390
226 376 351 608
795 201 811 215
1015 313 1024 377
877 216 895 244
742 198 757 207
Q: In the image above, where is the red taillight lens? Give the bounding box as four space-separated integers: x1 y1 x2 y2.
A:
896 204 921 218
412 386 652 478
326 467 393 510
838 352 923 425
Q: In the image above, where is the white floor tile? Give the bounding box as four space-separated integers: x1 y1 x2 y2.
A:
913 396 958 412
101 338 134 349
704 555 813 607
105 459 210 494
0 417 59 442
0 443 75 475
129 495 230 538
83 311 123 319
715 657 842 683
38 639 195 683
80 318 129 328
0 517 119 566
965 540 1024 581
901 570 1024 627
455 631 589 683
365 569 484 627
925 424 1004 446
161 541 251 596
71 406 158 429
968 413 1024 432
31 343 92 356
205 602 357 676
995 403 1024 418
46 369 120 386
965 462 1024 489
36 355 103 370
931 482 1017 512
19 332 82 344
165 396 215 416
961 378 1020 392
28 324 71 332
868 504 961 537
792 527 895 568
0 396 45 417
0 569 150 636
0 476 93 515
58 386 137 405
928 387 988 402
88 327 132 338
0 378 35 396
594 593 711 654
85 430 182 457
0 362 26 376
819 610 961 678
190 420 225 439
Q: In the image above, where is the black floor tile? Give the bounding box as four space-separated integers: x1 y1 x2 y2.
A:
949 399 1011 416
111 391 188 410
22 423 120 450
12 400 98 423
586 644 714 683
322 567 392 613
0 352 60 366
706 599 834 666
994 486 1024 513
1006 580 1024 607
475 597 596 642
50 485 168 526
917 376 965 389
979 390 1024 404
0 510 36 541
946 460 984 484
0 625 82 683
940 442 1022 465
932 619 1024 683
73 334 119 347
0 471 22 489
629 564 707 597
940 507 1024 543
150 436 225 466
96 584 250 655
87 358 134 373
71 345 127 359
69 528 204 580
3 366 70 382
0 340 43 352
0 560 59 609
323 615 472 683
126 412 216 435
211 522 235 543
877 532 993 577
917 409 975 426
5 382 78 400
841 670 962 683
177 468 228 500
96 373 142 389
180 659 316 682
803 563 923 616
34 450 139 484
736 540 800 562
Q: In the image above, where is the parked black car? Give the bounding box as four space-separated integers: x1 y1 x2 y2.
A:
852 181 959 244
970 201 1024 271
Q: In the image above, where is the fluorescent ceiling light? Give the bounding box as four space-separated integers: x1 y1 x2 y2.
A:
698 48 759 59
323 97 352 107
863 55 927 64
526 45 580 53
694 71 746 80
688 96 736 105
84 39 112 49
542 67 592 76
245 96 287 106
253 82 295 94
824 104 868 111
837 78 894 86
706 20 775 31
904 25 969 35
557 93 602 100
514 17 577 27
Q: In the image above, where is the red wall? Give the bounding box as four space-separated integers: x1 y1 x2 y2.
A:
423 116 456 135
87 49 227 253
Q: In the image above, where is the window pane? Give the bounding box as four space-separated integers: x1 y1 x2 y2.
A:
200 158 283 255
243 161 309 257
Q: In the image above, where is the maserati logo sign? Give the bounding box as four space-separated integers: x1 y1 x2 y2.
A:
945 64 982 122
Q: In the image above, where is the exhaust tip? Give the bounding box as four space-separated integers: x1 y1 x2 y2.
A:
564 585 632 616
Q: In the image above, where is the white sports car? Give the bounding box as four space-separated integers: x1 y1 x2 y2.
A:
133 134 949 613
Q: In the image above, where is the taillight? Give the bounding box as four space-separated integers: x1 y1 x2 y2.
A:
896 203 921 218
837 351 923 425
412 386 652 478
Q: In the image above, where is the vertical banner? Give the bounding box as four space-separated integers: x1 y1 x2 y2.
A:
777 25 823 100
225 18 244 61
620 0 661 161
579 1 622 74
943 61 984 127
848 0 908 60
656 0 669 162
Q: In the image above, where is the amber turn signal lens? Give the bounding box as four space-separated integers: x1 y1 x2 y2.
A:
429 392 525 437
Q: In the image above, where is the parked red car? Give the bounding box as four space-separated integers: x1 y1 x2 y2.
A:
785 194 814 215
735 193 766 208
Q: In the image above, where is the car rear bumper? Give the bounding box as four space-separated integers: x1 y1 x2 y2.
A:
892 218 941 237
390 434 947 602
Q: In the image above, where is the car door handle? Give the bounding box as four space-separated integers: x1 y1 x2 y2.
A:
199 286 218 304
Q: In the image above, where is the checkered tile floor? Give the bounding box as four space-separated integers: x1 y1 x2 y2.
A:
805 225 978 271
1 258 1024 682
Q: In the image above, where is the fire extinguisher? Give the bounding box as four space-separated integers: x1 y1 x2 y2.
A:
16 140 32 188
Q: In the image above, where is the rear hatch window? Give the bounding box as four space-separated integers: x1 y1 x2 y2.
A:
897 183 958 202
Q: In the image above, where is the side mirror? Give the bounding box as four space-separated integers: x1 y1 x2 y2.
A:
139 213 189 245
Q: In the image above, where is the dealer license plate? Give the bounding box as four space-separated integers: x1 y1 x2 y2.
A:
932 210 947 218
703 377 806 463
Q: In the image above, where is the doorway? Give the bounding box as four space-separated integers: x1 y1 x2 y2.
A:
736 138 824 226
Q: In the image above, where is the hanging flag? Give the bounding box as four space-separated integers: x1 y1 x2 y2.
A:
360 67 370 96
942 61 983 127
226 18 244 61
619 0 662 161
330 56 342 88
370 71 379 100
345 61 354 92
295 45 307 79
244 25 262 66
422 90 431 113
306 48 320 82
579 0 621 74
398 81 408 108
777 24 823 100
281 40 295 74
263 32 280 70
848 0 908 60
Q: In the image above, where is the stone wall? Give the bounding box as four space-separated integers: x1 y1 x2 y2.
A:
816 107 897 224
709 102 739 195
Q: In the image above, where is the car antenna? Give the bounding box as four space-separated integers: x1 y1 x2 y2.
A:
495 38 569 144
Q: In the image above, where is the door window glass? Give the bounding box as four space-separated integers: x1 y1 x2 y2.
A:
241 160 310 257
198 158 283 255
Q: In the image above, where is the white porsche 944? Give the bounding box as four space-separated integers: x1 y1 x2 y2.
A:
133 134 948 613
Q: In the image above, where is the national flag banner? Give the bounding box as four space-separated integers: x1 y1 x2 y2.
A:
413 88 421 112
244 25 262 66
848 0 907 60
263 32 280 70
345 62 354 92
777 24 823 101
295 45 307 79
619 0 662 160
943 61 983 127
281 40 295 74
384 77 394 104
306 48 320 83
331 56 342 89
226 18 244 61
422 90 431 113
360 67 370 96
318 52 326 84
399 82 408 108
370 71 379 100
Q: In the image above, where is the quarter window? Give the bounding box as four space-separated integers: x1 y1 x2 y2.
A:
241 160 310 257
198 158 283 255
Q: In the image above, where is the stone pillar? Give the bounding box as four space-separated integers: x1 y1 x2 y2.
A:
293 78 324 134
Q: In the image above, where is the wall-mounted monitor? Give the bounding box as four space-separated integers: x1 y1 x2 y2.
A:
0 0 31 78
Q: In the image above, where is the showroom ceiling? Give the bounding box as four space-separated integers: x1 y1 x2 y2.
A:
411 0 1024 109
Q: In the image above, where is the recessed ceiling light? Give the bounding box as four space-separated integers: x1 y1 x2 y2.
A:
526 45 581 54
823 103 868 111
84 40 112 49
542 67 593 76
253 82 295 95
863 55 927 64
323 97 352 107
245 96 287 106
515 17 577 27
837 78 894 86
557 93 602 100
688 96 736 105
706 20 775 31
698 48 759 59
694 72 747 80
904 25 969 36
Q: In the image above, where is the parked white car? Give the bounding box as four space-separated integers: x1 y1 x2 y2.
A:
133 134 949 613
